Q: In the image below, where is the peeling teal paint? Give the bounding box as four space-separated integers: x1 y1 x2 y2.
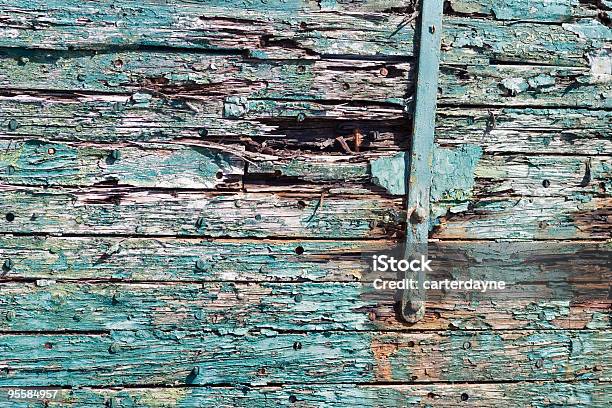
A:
0 0 608 401
431 144 483 202
370 153 407 195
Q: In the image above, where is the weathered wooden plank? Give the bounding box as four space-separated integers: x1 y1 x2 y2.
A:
248 150 610 200
474 155 611 198
0 1 607 66
436 108 612 155
447 0 600 21
0 281 608 332
0 282 374 332
0 185 608 239
228 98 408 121
1 237 609 283
0 138 608 200
439 64 611 109
2 382 609 407
0 330 608 386
0 0 602 22
433 196 611 240
1 55 609 109
0 94 407 145
0 237 372 282
1 95 608 150
441 17 611 66
0 140 243 188
0 51 413 104
0 187 403 238
0 0 415 58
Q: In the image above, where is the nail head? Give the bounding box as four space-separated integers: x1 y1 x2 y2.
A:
195 216 205 229
410 207 427 224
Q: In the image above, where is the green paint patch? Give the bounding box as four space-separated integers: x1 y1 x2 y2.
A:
370 153 407 195
431 144 482 201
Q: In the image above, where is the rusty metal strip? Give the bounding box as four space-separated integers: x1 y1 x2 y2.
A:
401 0 444 323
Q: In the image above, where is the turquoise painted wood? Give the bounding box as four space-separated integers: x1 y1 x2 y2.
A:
402 0 444 323
0 0 609 406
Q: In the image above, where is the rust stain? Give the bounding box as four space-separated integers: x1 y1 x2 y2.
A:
370 338 400 381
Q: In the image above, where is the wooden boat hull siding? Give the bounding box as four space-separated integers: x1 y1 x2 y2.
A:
0 0 610 406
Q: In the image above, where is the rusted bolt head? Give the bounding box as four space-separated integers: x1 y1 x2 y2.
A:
296 113 306 122
463 341 471 350
2 259 13 271
108 342 121 354
379 67 389 77
195 216 205 229
198 128 209 137
410 207 427 224
195 259 206 271
8 119 18 131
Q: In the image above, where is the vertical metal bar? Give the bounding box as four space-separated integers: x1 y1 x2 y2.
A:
401 0 444 323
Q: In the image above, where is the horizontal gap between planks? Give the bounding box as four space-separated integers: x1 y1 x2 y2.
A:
0 44 248 57
0 236 607 244
0 186 396 198
2 277 607 287
0 90 411 110
437 102 612 111
2 183 605 200
442 60 585 68
0 44 415 63
0 185 606 199
318 54 413 63
444 151 612 159
442 11 576 25
0 378 609 390
0 328 609 336
0 232 610 242
0 232 609 242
